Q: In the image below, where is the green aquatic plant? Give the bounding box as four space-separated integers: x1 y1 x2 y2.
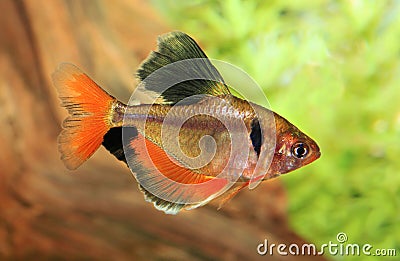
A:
152 0 400 259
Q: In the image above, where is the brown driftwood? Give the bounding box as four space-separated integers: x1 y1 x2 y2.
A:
0 1 327 260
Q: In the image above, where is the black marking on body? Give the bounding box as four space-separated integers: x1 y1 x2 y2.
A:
102 126 189 214
250 118 262 157
102 127 138 165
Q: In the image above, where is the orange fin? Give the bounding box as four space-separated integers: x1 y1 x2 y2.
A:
52 63 116 170
217 181 249 210
129 135 229 214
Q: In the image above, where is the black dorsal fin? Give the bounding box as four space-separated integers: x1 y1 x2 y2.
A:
137 31 230 104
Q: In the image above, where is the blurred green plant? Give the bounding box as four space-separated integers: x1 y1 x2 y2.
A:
152 0 400 260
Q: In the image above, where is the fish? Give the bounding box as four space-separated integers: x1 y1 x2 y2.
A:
53 31 320 214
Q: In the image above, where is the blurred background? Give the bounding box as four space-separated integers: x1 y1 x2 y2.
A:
1 0 399 260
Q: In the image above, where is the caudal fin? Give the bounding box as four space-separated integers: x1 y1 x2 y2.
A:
52 63 116 170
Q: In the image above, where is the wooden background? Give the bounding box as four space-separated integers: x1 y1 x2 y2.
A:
0 1 327 260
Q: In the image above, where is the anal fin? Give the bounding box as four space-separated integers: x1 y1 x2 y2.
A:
130 134 230 214
139 185 186 215
102 127 233 214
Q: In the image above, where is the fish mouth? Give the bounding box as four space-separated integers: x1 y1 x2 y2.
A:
302 149 321 166
309 142 321 162
309 150 321 164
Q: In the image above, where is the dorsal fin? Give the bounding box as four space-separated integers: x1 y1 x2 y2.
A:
137 31 230 104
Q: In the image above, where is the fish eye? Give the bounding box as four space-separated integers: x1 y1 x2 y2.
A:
291 142 309 159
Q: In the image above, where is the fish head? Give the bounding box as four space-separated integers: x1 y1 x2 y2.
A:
267 112 321 177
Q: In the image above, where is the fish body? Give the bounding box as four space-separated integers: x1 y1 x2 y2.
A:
53 32 320 214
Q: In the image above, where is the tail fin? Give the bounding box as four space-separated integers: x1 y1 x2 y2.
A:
52 63 116 170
